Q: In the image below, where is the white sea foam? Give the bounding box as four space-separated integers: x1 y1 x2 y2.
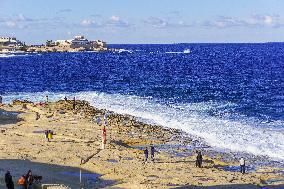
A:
165 49 191 54
2 91 284 160
117 49 133 53
0 54 31 58
0 54 16 58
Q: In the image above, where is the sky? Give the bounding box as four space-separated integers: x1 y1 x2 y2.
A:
0 0 284 44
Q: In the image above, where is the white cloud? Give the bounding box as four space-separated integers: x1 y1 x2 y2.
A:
80 19 93 26
107 16 131 28
6 21 17 28
200 14 283 28
80 19 102 27
264 15 273 25
144 17 169 28
110 15 120 22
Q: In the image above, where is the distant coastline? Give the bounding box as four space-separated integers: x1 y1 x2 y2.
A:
0 35 109 53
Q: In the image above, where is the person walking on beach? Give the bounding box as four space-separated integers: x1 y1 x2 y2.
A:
101 126 107 149
47 130 53 142
17 175 26 189
150 145 155 162
44 130 48 141
73 97 76 110
25 170 33 189
240 157 245 174
5 171 14 189
0 96 3 104
196 151 203 168
144 147 149 163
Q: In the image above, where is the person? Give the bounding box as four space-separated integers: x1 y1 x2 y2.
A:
196 151 203 168
5 171 14 189
0 96 3 104
144 147 148 163
240 157 245 174
64 96 67 101
47 130 53 142
73 97 76 110
45 95 49 103
44 130 48 141
17 175 26 189
25 170 33 189
101 126 106 149
150 145 155 162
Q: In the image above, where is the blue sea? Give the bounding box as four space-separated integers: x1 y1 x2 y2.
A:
0 43 284 161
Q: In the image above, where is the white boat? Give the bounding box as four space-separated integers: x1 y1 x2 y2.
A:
183 49 191 54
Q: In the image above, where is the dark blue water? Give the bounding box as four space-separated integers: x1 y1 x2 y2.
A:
0 43 284 159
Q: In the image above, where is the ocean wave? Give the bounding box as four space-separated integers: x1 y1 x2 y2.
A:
165 49 191 54
2 91 284 160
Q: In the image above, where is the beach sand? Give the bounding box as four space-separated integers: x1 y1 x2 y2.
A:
0 100 283 189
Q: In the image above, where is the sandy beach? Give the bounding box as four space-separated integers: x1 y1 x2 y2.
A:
0 100 283 189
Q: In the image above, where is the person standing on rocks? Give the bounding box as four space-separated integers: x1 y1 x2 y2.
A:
4 171 14 189
144 147 149 163
196 151 203 168
73 97 76 110
150 145 155 162
101 126 107 149
240 157 245 174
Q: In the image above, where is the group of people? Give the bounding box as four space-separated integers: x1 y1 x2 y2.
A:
4 170 35 189
143 145 155 163
194 151 246 174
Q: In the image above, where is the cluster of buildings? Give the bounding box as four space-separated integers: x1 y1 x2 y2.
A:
0 35 107 53
0 37 26 52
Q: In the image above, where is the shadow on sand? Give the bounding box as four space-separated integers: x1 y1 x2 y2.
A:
170 184 284 189
0 159 116 188
0 109 20 126
172 184 284 189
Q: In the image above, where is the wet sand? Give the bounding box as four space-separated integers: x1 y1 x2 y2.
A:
0 100 283 188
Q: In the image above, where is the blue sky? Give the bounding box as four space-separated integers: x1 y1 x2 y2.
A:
0 0 284 44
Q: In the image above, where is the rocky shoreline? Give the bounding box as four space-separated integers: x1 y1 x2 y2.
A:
0 100 283 188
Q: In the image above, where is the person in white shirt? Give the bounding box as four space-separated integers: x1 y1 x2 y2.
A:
240 157 245 174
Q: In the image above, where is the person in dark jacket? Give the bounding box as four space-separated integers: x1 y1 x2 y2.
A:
5 171 14 189
25 170 33 189
144 147 148 163
196 151 203 168
150 145 155 162
73 97 76 110
240 157 246 174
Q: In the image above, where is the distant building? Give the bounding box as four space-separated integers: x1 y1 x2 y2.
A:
27 35 107 52
0 37 25 52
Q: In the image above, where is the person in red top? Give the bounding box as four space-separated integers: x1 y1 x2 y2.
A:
101 126 106 149
17 175 26 189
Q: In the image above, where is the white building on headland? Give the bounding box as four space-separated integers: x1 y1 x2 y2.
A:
0 37 25 52
48 35 107 51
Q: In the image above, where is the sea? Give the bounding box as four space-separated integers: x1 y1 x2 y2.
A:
0 43 284 162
